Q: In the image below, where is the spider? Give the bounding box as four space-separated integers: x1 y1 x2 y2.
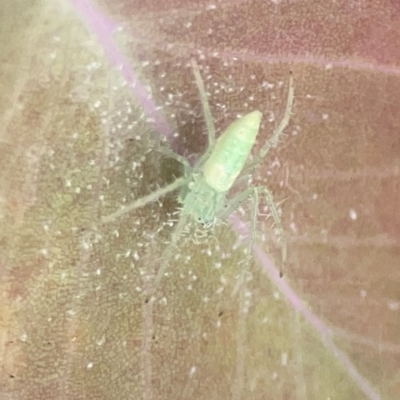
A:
101 59 294 297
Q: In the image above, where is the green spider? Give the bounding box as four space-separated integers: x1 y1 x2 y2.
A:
102 60 294 297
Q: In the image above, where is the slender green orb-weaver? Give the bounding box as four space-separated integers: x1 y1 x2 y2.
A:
102 60 294 298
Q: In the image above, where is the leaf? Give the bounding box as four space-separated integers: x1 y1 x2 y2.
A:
1 0 399 399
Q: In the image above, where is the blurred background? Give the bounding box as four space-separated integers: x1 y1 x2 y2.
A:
1 0 399 399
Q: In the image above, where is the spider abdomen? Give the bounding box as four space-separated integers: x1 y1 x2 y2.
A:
202 110 262 193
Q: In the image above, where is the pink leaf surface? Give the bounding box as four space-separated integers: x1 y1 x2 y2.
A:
1 0 399 399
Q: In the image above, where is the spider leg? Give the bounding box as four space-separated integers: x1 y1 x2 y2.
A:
146 214 189 302
191 59 217 167
101 177 186 224
218 185 286 273
241 71 294 175
218 188 254 222
152 144 191 169
225 187 257 299
218 187 258 262
258 186 287 268
191 59 216 149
